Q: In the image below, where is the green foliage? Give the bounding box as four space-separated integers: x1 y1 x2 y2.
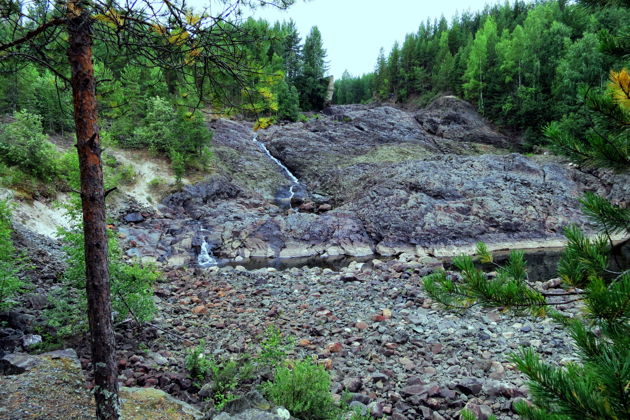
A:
334 1 629 141
254 117 275 131
424 235 629 419
0 111 59 181
580 191 630 236
333 71 374 105
0 201 25 311
423 245 546 316
0 65 74 133
263 359 337 420
148 177 166 190
257 325 295 369
296 26 328 111
45 212 158 337
459 410 497 420
185 340 215 381
557 225 610 288
169 149 185 185
277 80 300 121
185 340 255 410
545 87 629 170
347 408 375 420
511 340 629 419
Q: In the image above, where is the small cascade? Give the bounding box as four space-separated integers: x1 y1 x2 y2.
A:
253 134 300 204
197 238 218 267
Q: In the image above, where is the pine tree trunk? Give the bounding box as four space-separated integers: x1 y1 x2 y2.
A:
66 2 120 419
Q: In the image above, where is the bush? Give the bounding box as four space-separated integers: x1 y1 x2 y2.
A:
263 359 337 420
254 116 275 130
185 340 254 410
185 340 215 381
0 200 26 311
0 110 59 181
45 213 158 337
257 325 295 369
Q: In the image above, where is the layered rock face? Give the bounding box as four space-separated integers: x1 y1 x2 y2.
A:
119 97 622 266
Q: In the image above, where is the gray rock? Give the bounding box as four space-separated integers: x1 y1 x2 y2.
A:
1 352 40 374
401 384 427 397
415 96 510 148
222 391 271 415
21 334 42 348
343 377 363 392
456 379 483 396
124 212 144 223
212 409 289 420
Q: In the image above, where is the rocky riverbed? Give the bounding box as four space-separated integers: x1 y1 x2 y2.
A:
67 257 581 420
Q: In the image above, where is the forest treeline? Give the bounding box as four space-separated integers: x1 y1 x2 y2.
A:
333 0 629 143
0 12 328 182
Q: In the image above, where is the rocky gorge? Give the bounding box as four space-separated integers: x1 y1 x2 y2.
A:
2 96 628 419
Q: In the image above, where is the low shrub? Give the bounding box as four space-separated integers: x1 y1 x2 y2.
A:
0 200 26 311
262 359 337 420
185 340 255 410
44 210 158 337
257 325 295 369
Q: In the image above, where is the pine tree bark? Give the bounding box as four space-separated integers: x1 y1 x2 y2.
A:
67 2 119 419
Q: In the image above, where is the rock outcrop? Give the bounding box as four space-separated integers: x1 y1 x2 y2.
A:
0 349 203 420
414 95 511 148
117 96 625 266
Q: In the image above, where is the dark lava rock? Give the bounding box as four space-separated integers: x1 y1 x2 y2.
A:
415 95 511 148
456 379 484 396
124 212 144 223
119 98 617 265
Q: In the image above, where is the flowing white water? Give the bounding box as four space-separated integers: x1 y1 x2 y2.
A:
197 238 218 267
252 134 300 203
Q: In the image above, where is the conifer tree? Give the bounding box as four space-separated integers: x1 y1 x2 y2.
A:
374 47 389 100
296 25 327 110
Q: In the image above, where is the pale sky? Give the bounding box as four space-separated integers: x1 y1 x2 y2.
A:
192 0 502 79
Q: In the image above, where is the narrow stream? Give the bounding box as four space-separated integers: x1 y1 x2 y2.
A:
252 134 300 204
196 135 303 268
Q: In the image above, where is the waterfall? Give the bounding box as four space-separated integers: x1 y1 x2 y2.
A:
253 134 300 203
197 238 218 267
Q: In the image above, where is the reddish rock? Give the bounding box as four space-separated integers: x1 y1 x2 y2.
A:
401 384 427 396
318 204 332 212
327 342 343 353
192 305 207 315
355 321 369 330
299 202 315 212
